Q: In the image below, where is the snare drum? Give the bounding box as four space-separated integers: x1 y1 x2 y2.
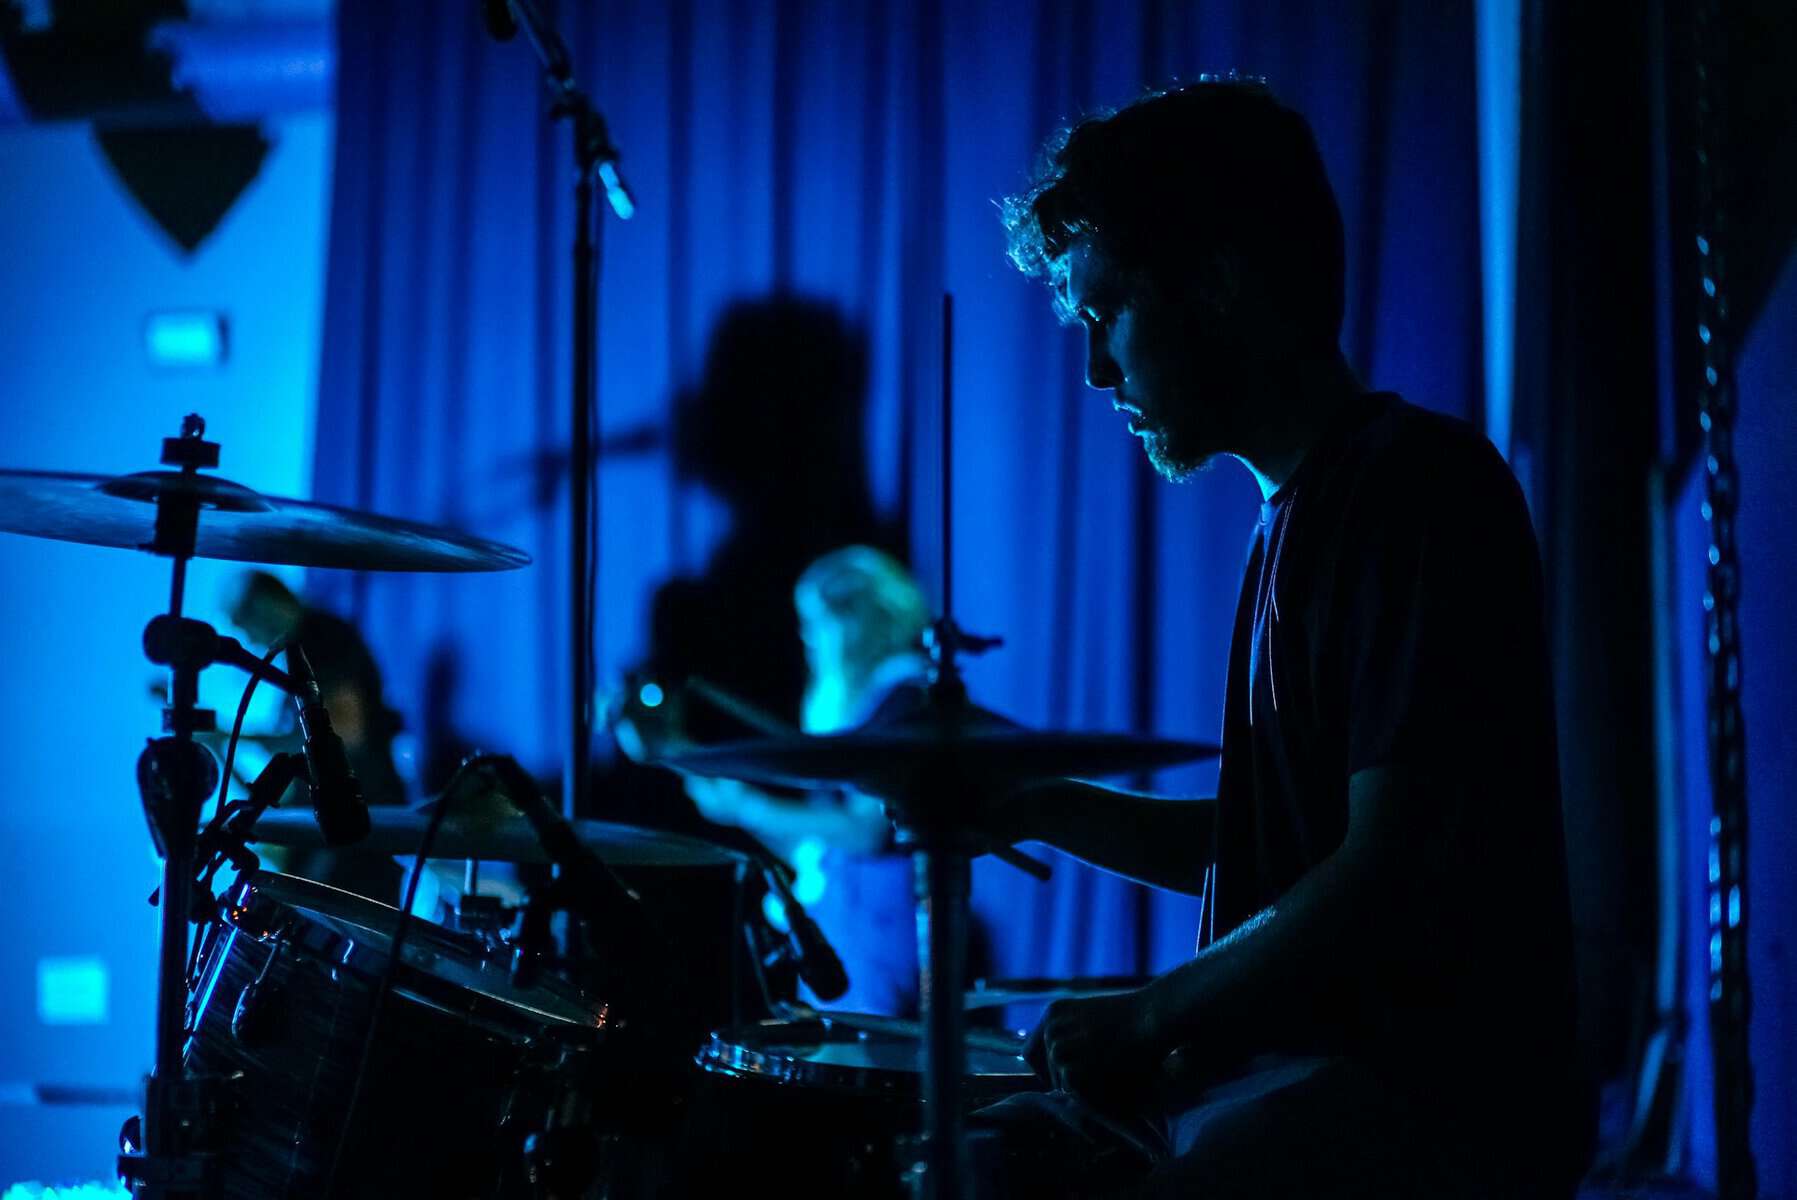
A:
672 1011 1041 1197
184 871 604 1199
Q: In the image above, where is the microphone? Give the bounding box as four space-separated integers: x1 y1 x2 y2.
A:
475 755 667 980
142 614 297 695
285 646 370 847
481 0 518 41
764 867 848 1001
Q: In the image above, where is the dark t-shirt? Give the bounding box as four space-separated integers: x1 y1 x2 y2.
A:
1207 392 1590 1165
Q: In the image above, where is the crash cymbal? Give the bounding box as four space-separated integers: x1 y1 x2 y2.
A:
658 709 1218 791
0 469 529 572
248 806 751 868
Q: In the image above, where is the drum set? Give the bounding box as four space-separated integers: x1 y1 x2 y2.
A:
0 416 1215 1198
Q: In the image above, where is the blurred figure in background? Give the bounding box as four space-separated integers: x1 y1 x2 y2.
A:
668 546 958 1017
226 570 409 900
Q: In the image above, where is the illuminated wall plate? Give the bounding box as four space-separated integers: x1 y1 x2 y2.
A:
144 310 229 368
37 956 109 1025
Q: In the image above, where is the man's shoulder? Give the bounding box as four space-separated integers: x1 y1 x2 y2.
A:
1314 394 1527 526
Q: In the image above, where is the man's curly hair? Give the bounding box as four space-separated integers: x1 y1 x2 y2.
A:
1001 77 1346 350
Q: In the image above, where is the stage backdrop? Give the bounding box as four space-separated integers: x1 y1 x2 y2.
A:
309 1 1483 1004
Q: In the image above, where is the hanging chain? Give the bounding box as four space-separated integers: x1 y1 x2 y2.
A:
1692 2 1755 1196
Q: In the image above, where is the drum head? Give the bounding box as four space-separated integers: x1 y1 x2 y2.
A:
218 870 600 1031
697 1011 1035 1096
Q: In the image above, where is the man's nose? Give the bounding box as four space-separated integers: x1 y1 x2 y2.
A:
1085 327 1121 391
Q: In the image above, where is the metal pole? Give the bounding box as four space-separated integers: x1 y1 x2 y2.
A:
566 163 597 821
916 842 970 1200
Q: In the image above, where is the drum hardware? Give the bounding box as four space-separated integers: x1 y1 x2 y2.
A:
0 468 532 571
227 929 287 1047
156 750 301 913
184 871 608 1198
659 297 1220 1200
453 889 515 936
674 1011 1038 1199
759 851 849 1002
248 805 756 869
626 670 1057 885
0 415 535 1196
285 643 374 847
109 416 297 1199
319 752 500 1198
964 975 1151 1011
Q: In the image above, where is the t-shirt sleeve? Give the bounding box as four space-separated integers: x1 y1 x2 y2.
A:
1326 440 1547 779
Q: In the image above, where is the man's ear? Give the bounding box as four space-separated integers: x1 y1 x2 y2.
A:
1189 249 1244 324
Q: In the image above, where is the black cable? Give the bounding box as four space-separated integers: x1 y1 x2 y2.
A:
204 639 286 845
321 759 473 1199
184 639 286 984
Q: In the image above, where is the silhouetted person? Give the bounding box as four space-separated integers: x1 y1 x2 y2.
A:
593 298 909 1027
602 296 903 833
957 79 1592 1198
656 297 900 733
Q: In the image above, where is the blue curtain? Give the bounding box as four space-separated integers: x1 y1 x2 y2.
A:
311 0 1484 993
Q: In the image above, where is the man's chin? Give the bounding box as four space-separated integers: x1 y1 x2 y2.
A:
1141 427 1218 482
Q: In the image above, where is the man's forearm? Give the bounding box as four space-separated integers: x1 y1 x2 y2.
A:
1137 767 1442 1065
1019 780 1214 895
1135 840 1372 1063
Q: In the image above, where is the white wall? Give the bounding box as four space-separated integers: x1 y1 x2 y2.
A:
0 112 330 1186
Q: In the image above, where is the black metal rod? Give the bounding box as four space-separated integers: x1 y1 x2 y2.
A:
941 292 954 632
152 782 190 1084
566 165 597 821
916 844 970 1200
168 555 187 621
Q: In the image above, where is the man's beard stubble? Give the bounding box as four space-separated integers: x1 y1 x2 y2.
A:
1141 412 1225 483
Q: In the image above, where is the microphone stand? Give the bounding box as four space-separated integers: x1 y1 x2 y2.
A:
484 1 636 825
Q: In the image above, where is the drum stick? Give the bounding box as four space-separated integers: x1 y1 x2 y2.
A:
685 675 795 737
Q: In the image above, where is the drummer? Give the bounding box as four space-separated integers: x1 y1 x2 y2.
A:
967 78 1591 1197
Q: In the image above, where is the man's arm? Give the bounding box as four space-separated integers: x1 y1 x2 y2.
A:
1136 764 1439 1057
1006 779 1216 896
1032 766 1450 1101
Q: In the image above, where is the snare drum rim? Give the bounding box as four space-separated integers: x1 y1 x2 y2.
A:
694 1013 1035 1098
216 870 605 1036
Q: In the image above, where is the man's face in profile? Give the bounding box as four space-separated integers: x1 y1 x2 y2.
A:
1060 242 1244 482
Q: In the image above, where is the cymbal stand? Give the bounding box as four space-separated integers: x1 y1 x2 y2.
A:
118 415 228 1198
889 294 981 1200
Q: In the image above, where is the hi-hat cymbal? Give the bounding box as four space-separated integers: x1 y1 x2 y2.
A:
658 708 1218 791
0 469 529 572
964 975 1148 1010
249 806 750 869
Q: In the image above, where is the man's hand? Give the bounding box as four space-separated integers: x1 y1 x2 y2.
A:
1023 988 1166 1112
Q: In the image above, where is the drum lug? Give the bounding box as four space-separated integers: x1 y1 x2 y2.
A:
231 976 282 1046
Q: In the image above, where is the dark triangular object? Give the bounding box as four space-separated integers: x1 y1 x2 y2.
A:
94 124 271 254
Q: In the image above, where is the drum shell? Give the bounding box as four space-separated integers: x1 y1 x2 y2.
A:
184 872 604 1199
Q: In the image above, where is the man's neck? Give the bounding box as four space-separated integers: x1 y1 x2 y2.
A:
1231 350 1367 501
